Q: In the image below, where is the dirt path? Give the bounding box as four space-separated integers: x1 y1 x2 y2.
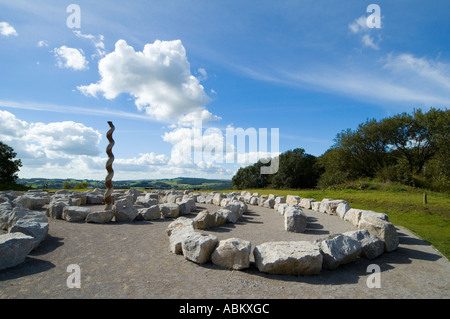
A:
0 203 449 299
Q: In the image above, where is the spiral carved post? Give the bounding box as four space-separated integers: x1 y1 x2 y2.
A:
104 121 115 210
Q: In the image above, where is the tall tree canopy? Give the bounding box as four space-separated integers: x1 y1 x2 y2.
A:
0 141 22 184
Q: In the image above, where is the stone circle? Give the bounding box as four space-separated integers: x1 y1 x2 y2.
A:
0 188 400 277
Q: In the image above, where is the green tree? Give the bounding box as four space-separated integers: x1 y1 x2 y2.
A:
0 141 22 184
271 148 321 189
232 161 269 189
62 180 74 189
74 181 88 189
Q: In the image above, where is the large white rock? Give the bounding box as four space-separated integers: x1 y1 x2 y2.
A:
249 196 258 206
299 198 316 209
358 215 399 252
85 211 114 224
5 207 49 249
212 193 226 206
336 202 351 219
62 206 92 222
0 201 13 230
286 195 301 206
160 203 180 218
193 210 218 230
319 198 334 213
311 201 321 212
182 232 218 264
0 232 35 270
86 193 104 205
113 199 138 222
168 225 195 254
344 230 384 260
211 238 251 270
322 199 347 215
46 201 69 220
137 205 161 221
216 208 239 224
135 196 158 208
166 217 194 236
179 199 196 215
9 219 49 250
277 203 289 216
13 195 47 210
319 234 362 270
253 241 323 275
274 196 286 204
343 208 363 227
284 207 307 233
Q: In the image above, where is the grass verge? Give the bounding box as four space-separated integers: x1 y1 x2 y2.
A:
222 187 450 260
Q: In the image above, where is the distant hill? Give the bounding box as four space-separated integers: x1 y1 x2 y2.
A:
17 177 232 190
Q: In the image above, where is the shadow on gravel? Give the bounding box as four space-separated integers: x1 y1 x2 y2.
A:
0 257 55 282
29 235 64 256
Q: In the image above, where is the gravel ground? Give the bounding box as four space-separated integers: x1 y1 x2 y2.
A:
0 203 449 299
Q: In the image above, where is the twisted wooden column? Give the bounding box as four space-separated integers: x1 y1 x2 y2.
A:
104 121 115 210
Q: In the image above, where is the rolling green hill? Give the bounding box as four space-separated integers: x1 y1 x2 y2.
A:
16 177 231 190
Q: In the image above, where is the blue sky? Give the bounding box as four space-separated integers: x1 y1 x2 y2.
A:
1 0 449 181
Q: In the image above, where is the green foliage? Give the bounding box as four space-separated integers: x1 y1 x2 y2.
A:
231 148 322 190
271 148 322 189
74 181 88 189
232 161 269 189
0 141 22 184
317 108 450 191
62 180 74 189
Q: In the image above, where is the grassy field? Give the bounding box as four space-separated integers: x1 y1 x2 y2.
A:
221 186 450 260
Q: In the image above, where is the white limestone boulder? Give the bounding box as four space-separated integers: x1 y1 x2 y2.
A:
319 234 362 270
159 203 180 219
299 198 316 210
286 195 301 206
358 215 399 252
0 232 35 270
85 211 114 224
211 238 251 270
253 241 323 276
137 205 161 221
182 232 218 264
113 199 138 222
62 206 92 222
284 206 307 233
344 229 384 260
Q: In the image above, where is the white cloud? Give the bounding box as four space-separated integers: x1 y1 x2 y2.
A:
349 15 381 50
53 46 89 70
37 40 48 47
0 110 102 178
361 34 379 50
0 21 18 37
349 16 368 34
383 53 450 90
0 109 231 180
78 39 216 125
73 30 106 59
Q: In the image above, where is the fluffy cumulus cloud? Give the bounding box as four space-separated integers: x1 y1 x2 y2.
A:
0 110 101 178
0 22 18 37
78 39 218 125
54 46 89 70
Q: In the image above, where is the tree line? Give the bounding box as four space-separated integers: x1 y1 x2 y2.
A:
232 108 450 192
